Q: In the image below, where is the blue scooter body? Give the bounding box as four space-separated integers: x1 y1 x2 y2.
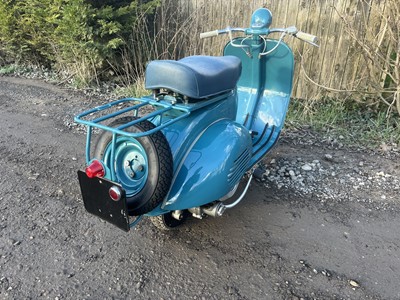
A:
154 40 294 213
73 8 316 230
225 38 294 166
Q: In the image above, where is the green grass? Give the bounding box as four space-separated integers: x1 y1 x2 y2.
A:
287 98 400 148
0 64 17 74
112 78 148 98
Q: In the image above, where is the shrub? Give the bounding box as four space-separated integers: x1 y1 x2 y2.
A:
0 0 159 85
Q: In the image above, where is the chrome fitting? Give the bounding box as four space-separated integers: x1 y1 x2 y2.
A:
202 202 226 217
188 207 204 219
171 210 183 221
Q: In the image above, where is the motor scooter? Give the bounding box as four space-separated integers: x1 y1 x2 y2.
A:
74 8 318 231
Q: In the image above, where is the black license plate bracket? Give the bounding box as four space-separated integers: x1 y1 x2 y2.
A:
77 171 130 232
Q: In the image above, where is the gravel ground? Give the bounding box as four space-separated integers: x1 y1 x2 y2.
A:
0 76 400 299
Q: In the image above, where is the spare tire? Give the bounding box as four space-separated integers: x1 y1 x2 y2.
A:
94 117 173 216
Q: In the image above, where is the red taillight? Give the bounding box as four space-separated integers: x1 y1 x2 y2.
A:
85 160 105 178
109 186 122 201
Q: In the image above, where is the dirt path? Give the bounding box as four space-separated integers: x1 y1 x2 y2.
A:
0 76 399 299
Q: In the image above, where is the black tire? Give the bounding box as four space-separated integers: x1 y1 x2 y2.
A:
94 117 173 216
150 211 189 231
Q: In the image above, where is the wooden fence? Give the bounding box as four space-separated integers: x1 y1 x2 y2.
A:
152 0 396 103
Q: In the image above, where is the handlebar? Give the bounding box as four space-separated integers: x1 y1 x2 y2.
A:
200 26 318 47
200 27 246 39
199 30 220 39
295 31 318 45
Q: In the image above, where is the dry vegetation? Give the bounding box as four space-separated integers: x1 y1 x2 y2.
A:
146 0 399 117
333 0 400 116
0 0 399 121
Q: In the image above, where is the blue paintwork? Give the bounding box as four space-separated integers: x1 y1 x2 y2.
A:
103 136 149 197
149 89 254 211
162 93 237 173
250 8 272 29
224 38 294 167
162 119 252 210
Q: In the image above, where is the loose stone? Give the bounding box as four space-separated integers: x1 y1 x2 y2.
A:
301 164 312 171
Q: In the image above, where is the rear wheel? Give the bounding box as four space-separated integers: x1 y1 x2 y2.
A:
94 117 173 216
150 211 189 230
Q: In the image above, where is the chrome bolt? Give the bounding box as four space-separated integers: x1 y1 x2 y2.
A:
137 165 144 172
124 160 130 167
129 172 135 178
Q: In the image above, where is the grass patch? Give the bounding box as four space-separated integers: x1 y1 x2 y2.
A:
112 78 149 98
0 64 17 74
287 98 400 148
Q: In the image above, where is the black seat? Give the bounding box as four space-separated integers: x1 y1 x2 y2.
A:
145 55 242 99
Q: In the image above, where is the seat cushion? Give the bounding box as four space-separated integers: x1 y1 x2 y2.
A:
145 55 242 99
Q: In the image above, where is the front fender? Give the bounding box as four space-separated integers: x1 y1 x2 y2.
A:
162 119 252 210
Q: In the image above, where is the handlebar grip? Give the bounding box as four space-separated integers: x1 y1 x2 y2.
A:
295 31 318 45
200 30 219 39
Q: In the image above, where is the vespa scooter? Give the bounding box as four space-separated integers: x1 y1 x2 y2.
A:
74 8 318 231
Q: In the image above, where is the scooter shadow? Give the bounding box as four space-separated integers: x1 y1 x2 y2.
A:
158 179 289 248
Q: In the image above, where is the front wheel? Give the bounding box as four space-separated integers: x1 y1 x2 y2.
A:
94 117 173 216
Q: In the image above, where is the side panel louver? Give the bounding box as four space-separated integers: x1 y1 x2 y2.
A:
228 148 251 187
